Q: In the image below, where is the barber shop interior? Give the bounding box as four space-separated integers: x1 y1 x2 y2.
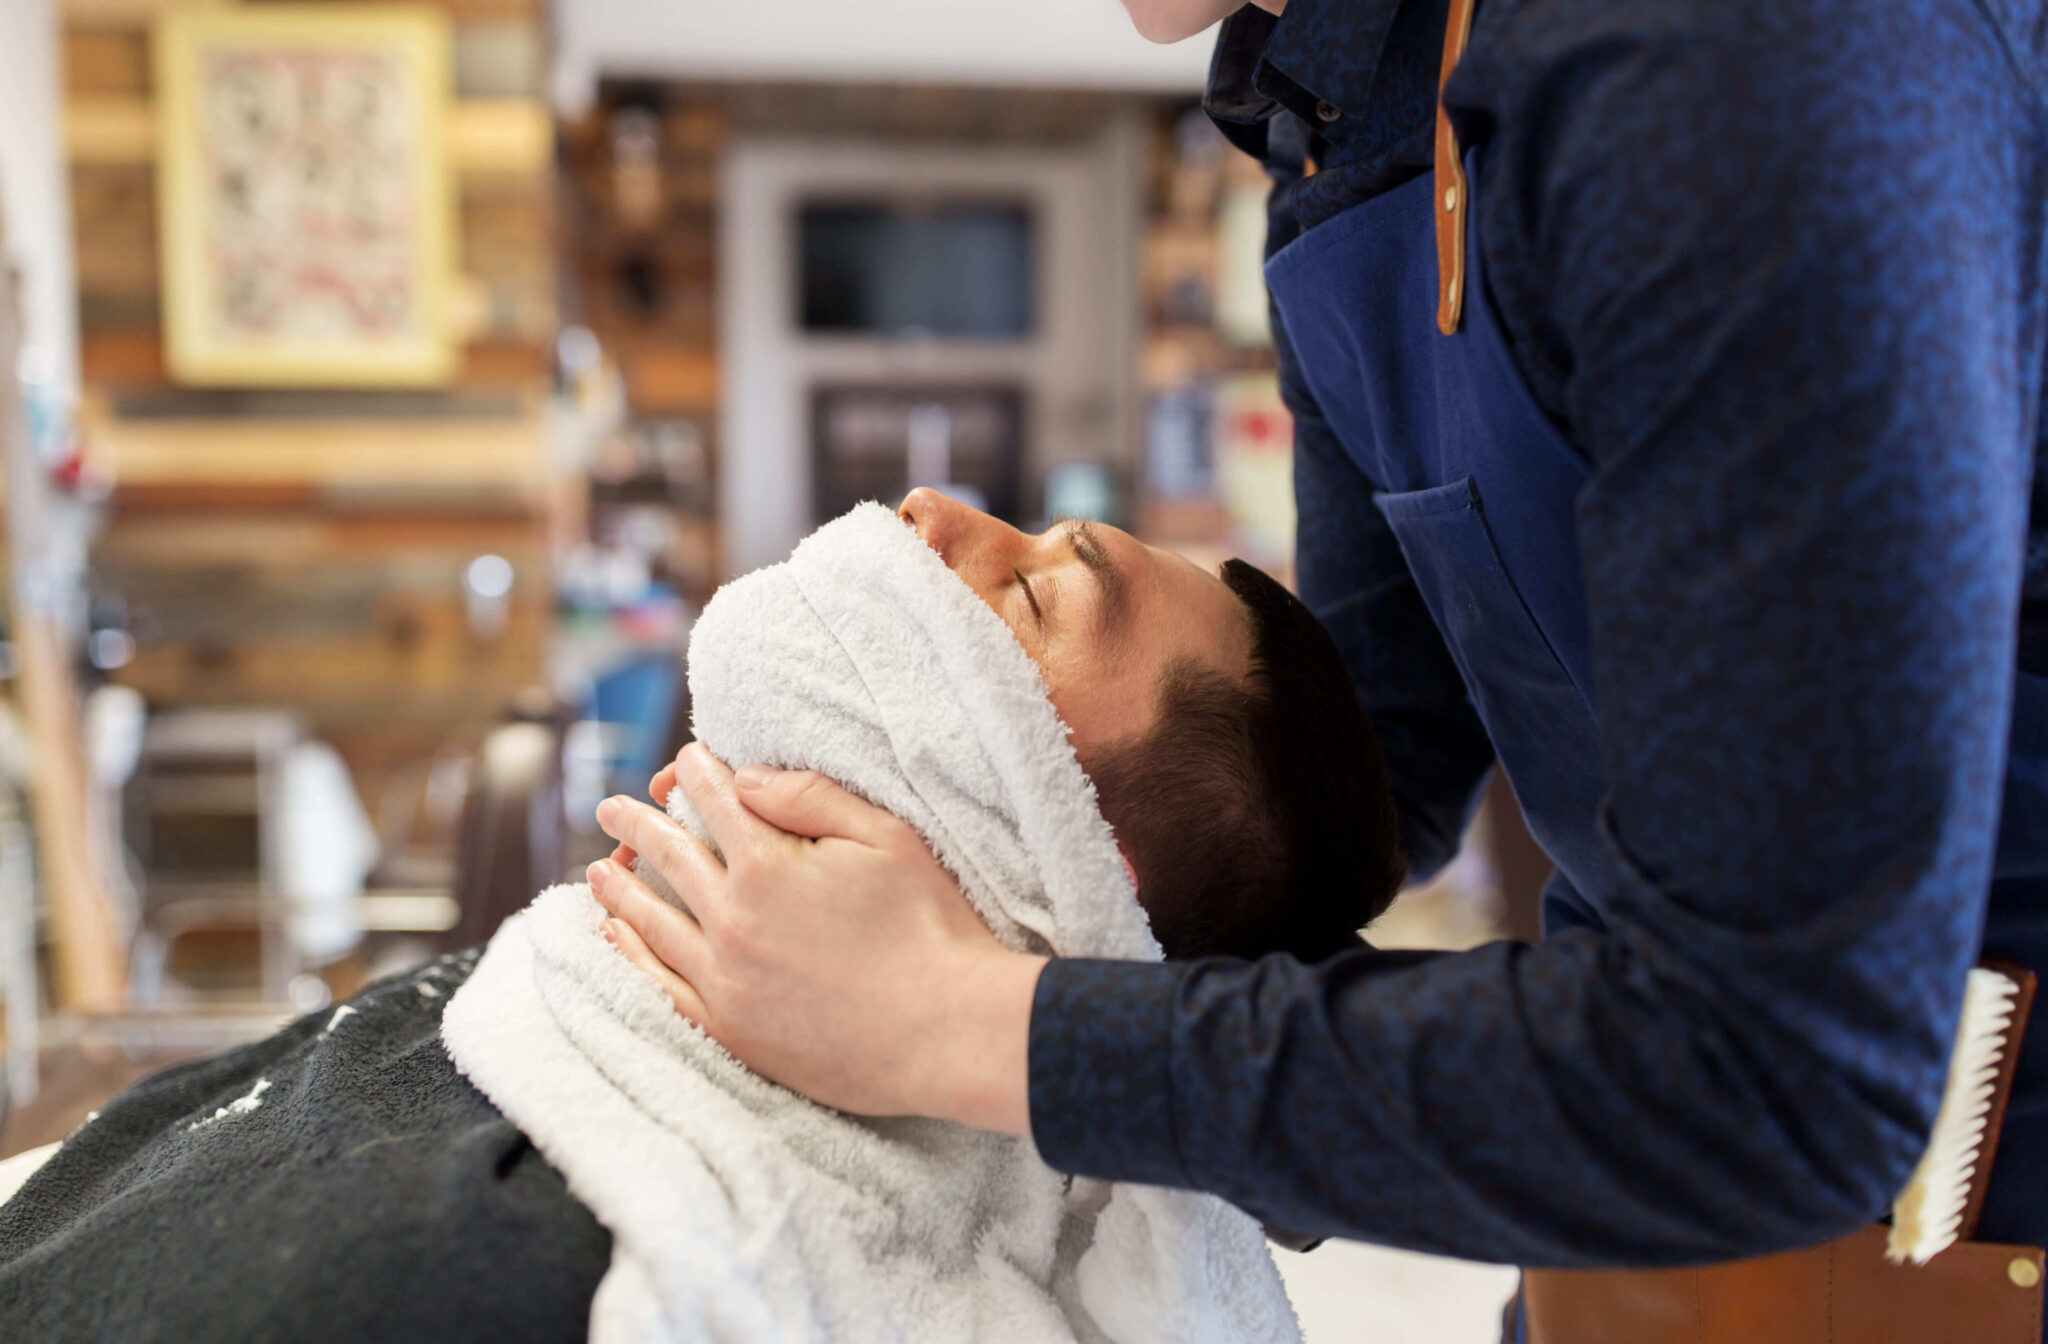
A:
3 0 2043 1341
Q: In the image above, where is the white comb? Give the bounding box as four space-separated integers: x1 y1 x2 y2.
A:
1887 966 2023 1264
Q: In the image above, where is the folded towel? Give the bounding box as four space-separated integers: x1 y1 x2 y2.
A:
442 503 1301 1343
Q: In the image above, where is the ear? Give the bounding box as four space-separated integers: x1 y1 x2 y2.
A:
1118 846 1140 894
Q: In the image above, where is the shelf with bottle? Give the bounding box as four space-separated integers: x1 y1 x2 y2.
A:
1134 105 1294 585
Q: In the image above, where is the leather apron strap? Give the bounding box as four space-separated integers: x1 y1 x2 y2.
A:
1433 0 1479 334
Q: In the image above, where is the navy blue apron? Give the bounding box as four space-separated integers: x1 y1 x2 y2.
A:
1264 147 2048 1300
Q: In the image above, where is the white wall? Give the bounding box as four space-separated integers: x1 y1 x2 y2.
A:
0 0 77 396
553 0 1211 111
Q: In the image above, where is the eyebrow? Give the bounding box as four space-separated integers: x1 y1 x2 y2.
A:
1066 519 1127 632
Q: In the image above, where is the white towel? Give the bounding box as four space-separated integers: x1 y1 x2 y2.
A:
443 503 1302 1343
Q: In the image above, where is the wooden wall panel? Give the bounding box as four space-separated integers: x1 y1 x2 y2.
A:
621 348 718 415
82 398 551 498
96 510 553 820
459 339 548 386
64 0 543 24
64 28 150 96
447 98 552 179
459 182 556 345
70 163 158 327
63 97 153 164
80 329 166 385
61 0 566 953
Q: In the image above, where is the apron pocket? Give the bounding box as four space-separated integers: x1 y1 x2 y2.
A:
1374 476 1582 719
1374 477 1608 877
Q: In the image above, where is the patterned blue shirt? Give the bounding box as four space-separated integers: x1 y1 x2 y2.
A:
1028 0 2048 1266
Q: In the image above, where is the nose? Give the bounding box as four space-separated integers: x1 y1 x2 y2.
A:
898 487 968 565
897 487 1019 579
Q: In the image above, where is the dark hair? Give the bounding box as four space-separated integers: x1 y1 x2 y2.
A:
1085 559 1406 962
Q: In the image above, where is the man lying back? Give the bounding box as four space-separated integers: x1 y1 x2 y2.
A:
0 495 1407 1344
606 489 1408 965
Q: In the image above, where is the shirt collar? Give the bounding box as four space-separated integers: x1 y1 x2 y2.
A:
1255 0 1407 127
1203 7 1287 161
1205 0 1448 192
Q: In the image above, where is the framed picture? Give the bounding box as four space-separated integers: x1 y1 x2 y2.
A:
154 7 457 387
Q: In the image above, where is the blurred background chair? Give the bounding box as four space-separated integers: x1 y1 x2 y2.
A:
448 691 572 951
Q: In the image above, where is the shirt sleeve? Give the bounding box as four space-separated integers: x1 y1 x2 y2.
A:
1030 0 2041 1265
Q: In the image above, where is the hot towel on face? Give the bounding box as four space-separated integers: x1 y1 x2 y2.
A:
441 503 1302 1343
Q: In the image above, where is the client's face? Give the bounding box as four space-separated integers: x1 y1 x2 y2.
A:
896 488 1253 752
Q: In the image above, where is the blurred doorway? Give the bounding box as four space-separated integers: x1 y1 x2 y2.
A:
720 126 1144 575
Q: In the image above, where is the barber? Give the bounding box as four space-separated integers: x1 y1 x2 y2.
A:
594 0 2048 1335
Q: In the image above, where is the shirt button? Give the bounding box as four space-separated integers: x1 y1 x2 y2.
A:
1314 99 1341 123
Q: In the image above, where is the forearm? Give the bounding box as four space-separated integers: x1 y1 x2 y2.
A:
1030 927 1940 1266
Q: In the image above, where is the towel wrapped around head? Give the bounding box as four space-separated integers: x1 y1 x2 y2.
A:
443 503 1302 1343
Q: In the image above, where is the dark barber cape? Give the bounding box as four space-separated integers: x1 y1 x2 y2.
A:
0 953 609 1342
1029 0 2048 1293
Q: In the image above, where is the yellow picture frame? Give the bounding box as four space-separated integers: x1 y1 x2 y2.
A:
153 6 457 387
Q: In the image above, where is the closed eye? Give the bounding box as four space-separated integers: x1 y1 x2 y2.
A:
1015 569 1044 626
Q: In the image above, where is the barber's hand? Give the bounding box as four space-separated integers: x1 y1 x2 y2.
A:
588 743 1044 1133
601 761 678 873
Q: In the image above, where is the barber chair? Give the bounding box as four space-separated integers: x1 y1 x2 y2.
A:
447 692 572 950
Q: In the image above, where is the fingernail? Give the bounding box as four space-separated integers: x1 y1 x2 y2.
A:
596 797 622 827
736 764 774 789
586 859 609 892
599 919 619 946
